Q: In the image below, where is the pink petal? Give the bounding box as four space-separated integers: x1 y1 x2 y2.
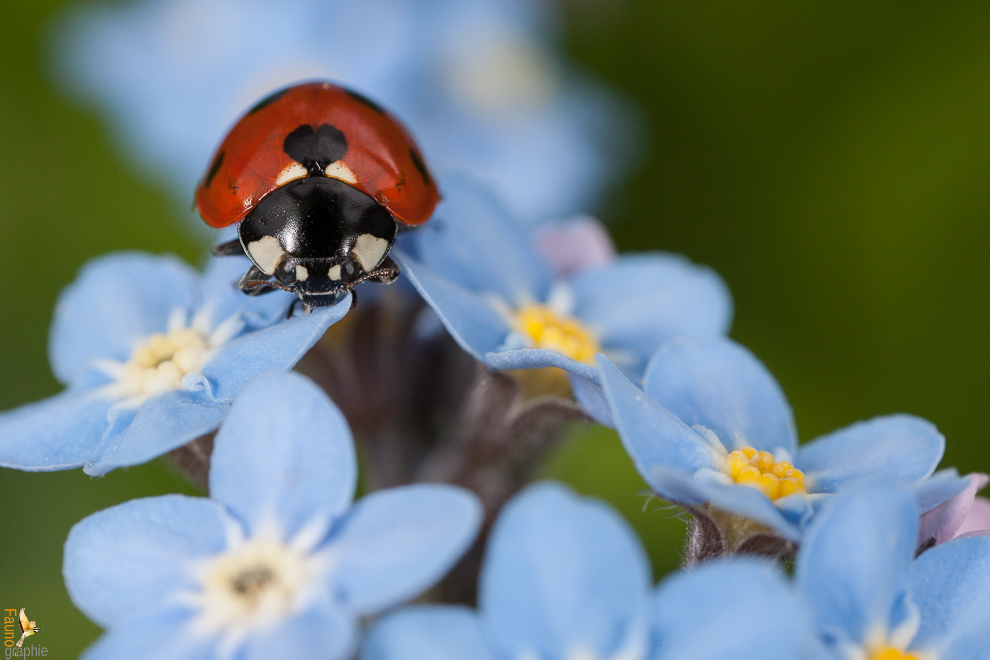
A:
919 473 990 546
533 215 616 277
955 496 990 538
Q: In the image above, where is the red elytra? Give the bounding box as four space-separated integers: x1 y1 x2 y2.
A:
195 81 439 229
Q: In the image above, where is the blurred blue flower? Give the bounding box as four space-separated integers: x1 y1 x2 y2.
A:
796 482 990 660
64 371 482 660
599 337 955 541
363 483 654 660
0 252 347 475
52 0 635 225
397 174 732 411
652 559 828 660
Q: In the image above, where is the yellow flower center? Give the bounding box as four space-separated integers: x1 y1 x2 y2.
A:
870 648 923 660
120 327 211 397
724 447 806 500
199 537 314 631
514 304 601 365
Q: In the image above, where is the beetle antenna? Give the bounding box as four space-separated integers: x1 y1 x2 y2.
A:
242 279 296 292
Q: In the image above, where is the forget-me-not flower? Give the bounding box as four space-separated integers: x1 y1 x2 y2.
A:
0 252 347 475
64 371 482 660
363 482 655 660
397 173 732 412
599 337 956 543
796 482 990 660
52 0 634 224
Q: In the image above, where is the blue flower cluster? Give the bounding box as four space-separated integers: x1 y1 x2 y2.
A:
365 483 990 660
2 0 988 658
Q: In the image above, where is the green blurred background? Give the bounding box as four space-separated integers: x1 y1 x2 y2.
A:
2 1 989 656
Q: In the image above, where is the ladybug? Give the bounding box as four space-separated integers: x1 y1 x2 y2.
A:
196 81 439 308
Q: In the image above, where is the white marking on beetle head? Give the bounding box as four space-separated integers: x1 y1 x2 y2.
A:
327 264 342 281
351 234 389 272
324 162 358 185
295 265 309 281
246 236 286 275
276 162 308 186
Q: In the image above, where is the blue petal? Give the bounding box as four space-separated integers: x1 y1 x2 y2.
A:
50 252 199 385
210 372 357 540
197 255 294 329
795 483 919 649
243 594 356 660
327 484 482 614
363 606 496 660
598 355 720 490
80 605 214 660
797 415 944 493
408 172 553 304
485 348 598 382
644 338 797 455
914 468 969 514
570 372 613 427
201 301 349 401
396 252 511 361
683 474 806 541
64 494 232 628
84 388 228 476
0 388 113 471
572 254 733 379
480 484 652 660
910 535 990 659
654 559 828 660
634 465 713 507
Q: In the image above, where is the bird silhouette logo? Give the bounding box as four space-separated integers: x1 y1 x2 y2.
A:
16 608 40 647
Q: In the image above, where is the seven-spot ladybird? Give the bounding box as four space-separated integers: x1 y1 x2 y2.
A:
195 81 439 308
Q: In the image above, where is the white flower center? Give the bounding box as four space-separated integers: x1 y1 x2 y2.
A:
99 308 243 404
199 537 315 632
119 327 211 397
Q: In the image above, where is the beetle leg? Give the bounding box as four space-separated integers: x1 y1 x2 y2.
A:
237 265 281 296
211 238 245 257
286 298 309 318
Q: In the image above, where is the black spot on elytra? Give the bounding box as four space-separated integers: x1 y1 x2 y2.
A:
409 149 431 186
283 124 348 177
247 88 288 115
346 89 386 114
204 150 225 188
